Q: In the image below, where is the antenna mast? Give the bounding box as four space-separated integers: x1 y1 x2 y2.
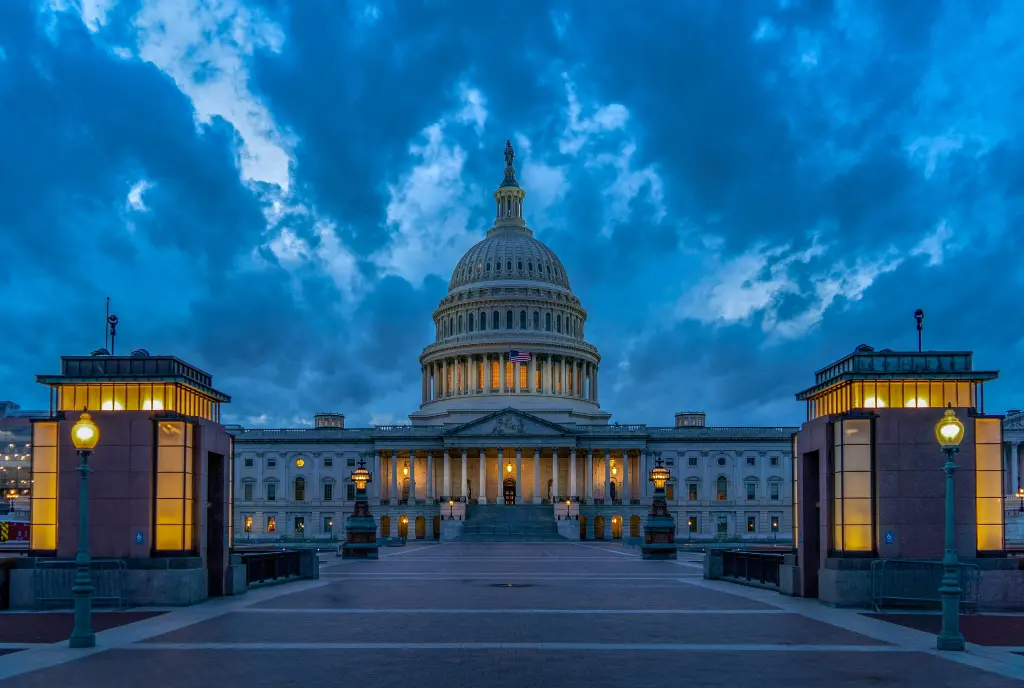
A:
914 309 924 352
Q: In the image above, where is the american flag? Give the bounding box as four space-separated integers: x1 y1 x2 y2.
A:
509 350 532 362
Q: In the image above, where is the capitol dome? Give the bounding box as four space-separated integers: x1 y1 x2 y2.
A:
410 141 610 427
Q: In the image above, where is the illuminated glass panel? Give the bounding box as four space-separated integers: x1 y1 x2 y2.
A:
477 360 484 391
536 365 541 391
505 361 513 389
155 421 195 552
57 383 219 420
519 365 528 390
491 360 499 390
30 422 59 551
792 433 799 549
832 419 873 553
975 418 1003 552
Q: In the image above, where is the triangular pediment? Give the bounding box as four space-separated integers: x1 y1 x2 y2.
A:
443 408 572 438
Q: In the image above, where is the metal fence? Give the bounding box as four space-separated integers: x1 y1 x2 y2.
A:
239 550 302 587
34 559 128 610
722 550 785 586
870 559 979 612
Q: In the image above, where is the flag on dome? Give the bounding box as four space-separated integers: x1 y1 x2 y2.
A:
509 350 532 362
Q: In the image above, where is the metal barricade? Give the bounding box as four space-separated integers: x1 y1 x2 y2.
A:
722 550 784 586
34 559 128 610
239 550 302 586
870 559 979 612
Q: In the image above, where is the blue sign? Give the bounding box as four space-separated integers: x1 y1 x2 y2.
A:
135 531 144 544
884 531 895 544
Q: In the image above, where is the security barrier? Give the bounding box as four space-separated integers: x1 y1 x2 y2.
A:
34 559 128 610
870 558 979 612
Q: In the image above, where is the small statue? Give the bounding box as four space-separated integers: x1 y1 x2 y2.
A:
504 139 515 167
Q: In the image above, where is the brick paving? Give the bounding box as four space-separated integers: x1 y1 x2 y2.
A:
0 542 1021 687
865 613 1024 646
0 612 166 643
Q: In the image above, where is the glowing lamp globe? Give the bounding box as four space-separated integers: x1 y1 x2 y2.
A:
71 411 100 451
935 408 964 448
565 499 571 507
449 500 454 507
506 461 513 474
350 459 372 490
649 458 670 491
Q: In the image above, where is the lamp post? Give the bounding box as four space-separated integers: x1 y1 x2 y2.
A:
565 499 571 521
935 406 965 652
1016 486 1024 515
641 454 677 560
448 499 455 519
69 410 100 649
342 458 378 559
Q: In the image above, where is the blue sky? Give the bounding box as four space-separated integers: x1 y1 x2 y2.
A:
1 0 1022 428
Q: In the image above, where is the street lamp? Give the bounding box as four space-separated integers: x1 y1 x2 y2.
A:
69 410 99 649
1016 486 1024 515
935 406 965 652
448 499 455 519
565 499 571 521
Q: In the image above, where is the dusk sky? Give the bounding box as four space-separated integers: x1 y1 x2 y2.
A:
2 1 1022 429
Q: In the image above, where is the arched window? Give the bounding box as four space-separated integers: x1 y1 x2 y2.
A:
449 317 454 336
457 314 463 334
506 310 513 329
506 260 512 271
496 261 501 272
519 310 527 329
492 311 500 329
295 477 306 501
533 311 540 329
528 261 533 271
467 313 474 332
556 314 562 333
545 313 552 331
716 476 728 501
517 260 523 271
547 265 552 275
485 262 491 272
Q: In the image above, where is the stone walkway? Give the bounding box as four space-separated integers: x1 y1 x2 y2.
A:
0 542 1022 686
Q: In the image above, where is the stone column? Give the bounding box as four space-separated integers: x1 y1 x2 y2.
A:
552 451 560 500
410 450 418 502
514 361 521 393
622 449 630 502
391 448 398 503
482 449 492 504
528 355 536 392
570 449 577 498
461 449 468 499
442 359 448 396
426 451 434 500
640 450 647 498
560 357 567 395
1013 442 1020 492
604 449 611 501
533 447 541 504
586 450 593 501
593 366 598 402
516 447 523 504
443 449 451 497
499 352 506 392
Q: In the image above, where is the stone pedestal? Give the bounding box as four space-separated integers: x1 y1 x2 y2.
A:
342 486 379 560
641 486 677 560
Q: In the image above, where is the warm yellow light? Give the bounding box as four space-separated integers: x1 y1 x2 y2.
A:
506 462 513 473
449 500 454 506
611 466 618 476
403 464 409 476
142 399 164 410
935 408 964 448
351 463 371 490
400 516 408 524
100 400 124 411
649 458 671 490
864 396 886 408
71 411 100 451
296 458 305 468
904 398 929 408
565 499 571 507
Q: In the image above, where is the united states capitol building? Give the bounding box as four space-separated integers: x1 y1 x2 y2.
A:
227 143 800 542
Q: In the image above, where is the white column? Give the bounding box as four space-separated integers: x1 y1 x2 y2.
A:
443 449 451 497
461 449 468 499
426 451 434 500
604 449 611 501
560 357 567 395
515 447 523 503
533 448 541 504
640 450 647 498
499 353 506 391
480 449 489 504
1013 442 1020 491
593 367 598 402
570 449 577 498
622 449 630 502
552 451 560 500
586 450 593 501
514 361 521 393
528 355 536 392
403 448 411 501
391 449 398 503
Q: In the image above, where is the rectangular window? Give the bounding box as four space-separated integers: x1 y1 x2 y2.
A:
770 516 780 533
746 483 756 500
346 457 355 467
746 456 755 466
770 483 780 500
266 516 276 533
244 515 253 533
267 457 276 468
770 456 779 467
267 483 277 501
155 421 194 552
687 516 698 533
294 516 305 535
975 418 1003 553
747 516 756 533
323 515 333 534
687 482 697 501
244 456 254 467
491 360 500 390
666 483 674 501
323 483 333 501
324 457 333 467
29 421 59 552
520 364 528 390
716 515 728 534
688 456 697 467
832 418 873 553
243 483 253 501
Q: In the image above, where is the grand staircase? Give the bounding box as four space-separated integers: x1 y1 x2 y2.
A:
454 504 563 542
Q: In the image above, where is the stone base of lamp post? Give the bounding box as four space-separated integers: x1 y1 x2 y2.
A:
642 488 677 560
342 487 379 560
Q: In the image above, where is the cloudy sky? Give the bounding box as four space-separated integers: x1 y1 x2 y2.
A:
2 0 1022 429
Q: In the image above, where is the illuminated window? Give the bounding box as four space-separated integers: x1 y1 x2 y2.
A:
687 482 697 500
747 516 756 533
266 516 276 533
155 421 194 552
771 516 780 533
832 419 873 553
294 516 305 534
687 516 698 533
975 418 1003 553
505 361 513 388
29 422 58 551
323 516 333 533
519 365 528 390
535 365 541 390
491 360 500 390
244 515 253 533
716 476 728 500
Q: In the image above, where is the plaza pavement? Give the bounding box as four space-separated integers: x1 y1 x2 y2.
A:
0 542 1022 686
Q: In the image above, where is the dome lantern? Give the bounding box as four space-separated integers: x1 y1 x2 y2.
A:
493 140 527 228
